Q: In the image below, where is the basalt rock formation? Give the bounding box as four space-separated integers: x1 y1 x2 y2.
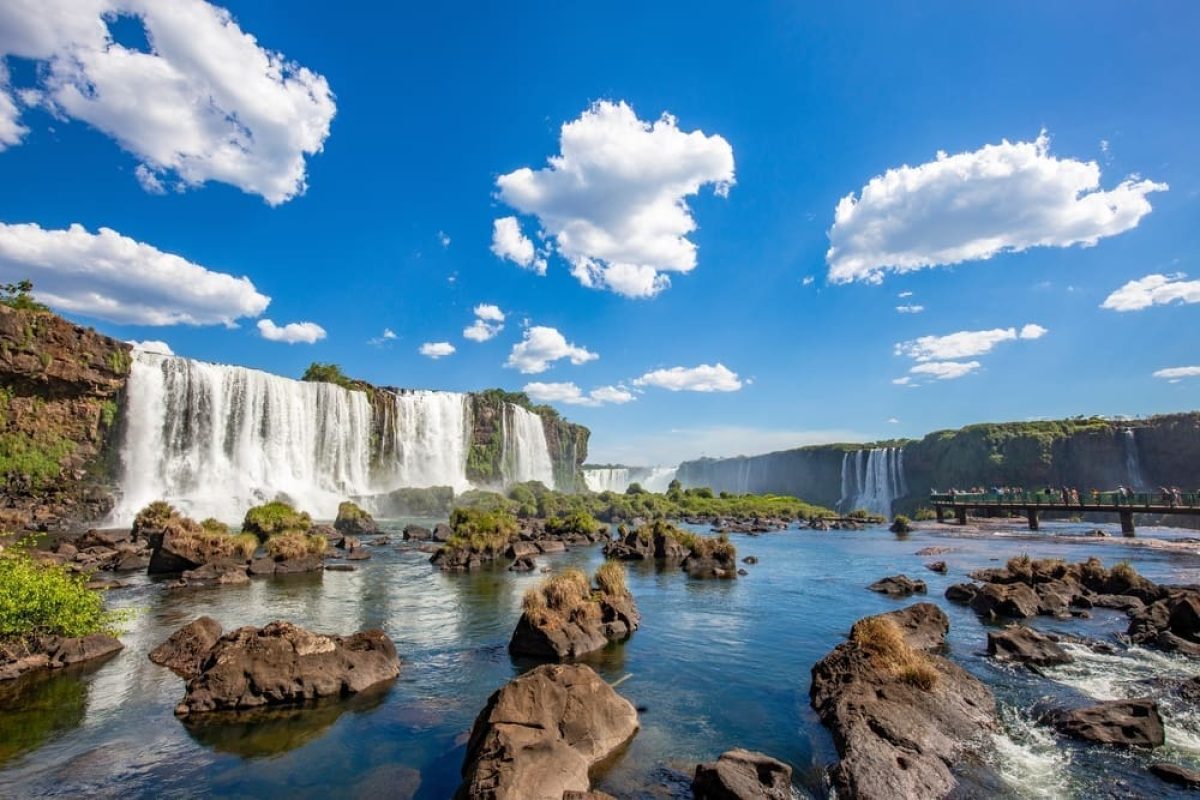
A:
0 633 124 681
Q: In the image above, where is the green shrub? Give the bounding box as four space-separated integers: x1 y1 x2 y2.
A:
242 501 312 541
544 511 601 537
0 280 49 313
0 431 74 490
913 507 937 521
848 508 870 520
0 543 127 641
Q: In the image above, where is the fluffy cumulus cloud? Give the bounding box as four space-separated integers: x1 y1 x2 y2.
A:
419 341 455 359
463 303 505 342
257 319 325 344
1153 366 1200 382
827 132 1167 283
523 381 635 407
1101 273 1200 312
0 221 269 325
505 326 597 374
0 0 335 204
495 100 734 298
491 217 546 274
633 363 742 392
894 323 1045 384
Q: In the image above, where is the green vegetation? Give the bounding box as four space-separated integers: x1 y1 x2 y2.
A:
442 506 521 556
105 348 130 376
0 281 49 314
336 501 370 523
912 507 937 521
99 400 118 429
0 540 128 641
889 514 912 534
522 564 627 629
544 510 602 538
300 363 369 392
242 501 312 541
376 486 454 516
850 614 939 691
134 502 260 561
0 430 74 490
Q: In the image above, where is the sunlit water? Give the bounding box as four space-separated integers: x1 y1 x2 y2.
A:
1 520 1198 798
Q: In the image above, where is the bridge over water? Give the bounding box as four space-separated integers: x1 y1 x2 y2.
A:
929 490 1200 535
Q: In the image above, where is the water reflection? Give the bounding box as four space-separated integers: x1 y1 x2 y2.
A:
0 658 111 766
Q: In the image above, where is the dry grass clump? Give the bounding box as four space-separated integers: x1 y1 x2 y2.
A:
266 531 327 560
542 568 590 609
230 533 260 560
850 615 940 691
1110 560 1139 583
200 518 229 536
1006 553 1033 578
594 561 629 599
1080 556 1107 584
521 566 630 629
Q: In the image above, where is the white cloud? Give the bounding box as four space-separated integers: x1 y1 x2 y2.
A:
505 325 597 374
257 319 325 344
127 339 172 354
496 100 734 298
1101 273 1200 312
896 304 925 314
802 276 815 286
463 303 506 342
898 291 913 298
892 376 911 386
0 0 335 204
523 381 635 407
909 360 982 380
437 230 451 247
633 363 742 392
490 216 545 274
827 132 1167 283
134 163 166 194
1153 366 1200 381
0 221 269 325
895 324 1047 362
887 417 900 424
419 341 455 359
368 328 396 346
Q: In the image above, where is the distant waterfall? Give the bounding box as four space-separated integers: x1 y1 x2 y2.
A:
114 351 546 522
1123 429 1149 490
583 466 678 493
837 447 907 517
501 404 556 488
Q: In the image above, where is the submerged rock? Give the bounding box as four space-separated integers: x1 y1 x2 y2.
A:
1047 699 1164 748
944 583 978 603
0 634 124 682
692 748 792 799
455 663 638 800
175 621 399 716
1150 762 1200 789
925 561 947 574
810 603 997 800
867 575 927 597
987 625 1073 666
149 617 223 679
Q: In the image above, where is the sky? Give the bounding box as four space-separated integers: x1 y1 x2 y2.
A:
0 1 1197 466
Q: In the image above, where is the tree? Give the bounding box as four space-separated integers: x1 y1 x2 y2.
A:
0 280 49 313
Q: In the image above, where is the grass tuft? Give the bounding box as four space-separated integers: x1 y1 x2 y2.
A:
850 615 940 691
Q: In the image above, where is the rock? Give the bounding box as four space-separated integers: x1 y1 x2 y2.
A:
325 564 356 572
0 634 124 682
506 541 540 559
537 540 566 554
432 522 453 542
987 625 1073 666
810 603 997 800
1093 594 1144 611
248 557 276 576
345 548 371 561
916 546 953 556
509 572 640 661
508 556 536 572
149 617 223 679
55 541 78 557
456 663 638 800
402 524 432 541
1168 593 1200 639
742 556 758 565
175 621 400 715
273 554 324 574
1048 699 1164 748
693 749 792 799
970 582 1039 619
1150 762 1200 789
944 583 978 603
686 557 736 580
867 575 927 597
114 552 149 571
333 501 377 536
174 561 249 587
737 569 748 576
314 524 343 548
925 561 947 573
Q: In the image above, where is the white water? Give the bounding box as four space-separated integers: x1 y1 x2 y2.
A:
115 352 549 521
501 404 556 488
837 447 907 517
1123 428 1149 490
991 704 1072 799
583 466 678 493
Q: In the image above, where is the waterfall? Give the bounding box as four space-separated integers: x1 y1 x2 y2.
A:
502 404 556 488
1123 428 1148 491
114 352 502 522
837 447 906 517
582 466 678 493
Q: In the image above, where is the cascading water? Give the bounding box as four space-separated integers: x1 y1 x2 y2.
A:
1123 428 1149 491
501 404 556 488
582 465 678 493
837 447 907 517
114 351 548 522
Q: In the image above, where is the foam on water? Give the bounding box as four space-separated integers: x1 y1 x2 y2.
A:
991 704 1072 799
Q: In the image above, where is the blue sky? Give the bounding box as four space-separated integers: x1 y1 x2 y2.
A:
0 1 1197 464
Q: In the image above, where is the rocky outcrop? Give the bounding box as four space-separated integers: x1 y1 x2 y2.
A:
987 625 1073 666
1150 762 1200 789
148 616 223 679
0 305 131 529
1046 699 1165 748
867 575 927 597
466 390 589 490
603 522 737 578
969 582 1040 619
810 603 997 799
509 566 639 660
692 749 793 799
333 501 376 536
1128 590 1200 656
455 663 638 800
174 620 400 715
0 633 124 681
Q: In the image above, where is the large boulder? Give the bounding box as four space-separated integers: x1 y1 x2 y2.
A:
970 582 1039 619
1047 699 1164 748
944 583 978 603
456 663 638 800
402 524 432 541
509 567 639 660
1128 590 1200 653
867 575 927 597
987 625 1073 666
693 749 793 799
334 501 377 536
0 634 124 681
1151 762 1200 789
148 616 223 679
175 621 400 715
810 603 997 800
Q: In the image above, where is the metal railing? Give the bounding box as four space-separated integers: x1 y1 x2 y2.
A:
929 491 1200 509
